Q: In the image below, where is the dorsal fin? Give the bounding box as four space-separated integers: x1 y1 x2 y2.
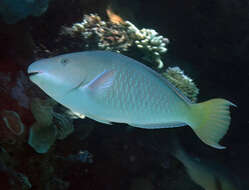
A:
137 61 193 104
112 51 194 104
160 75 193 104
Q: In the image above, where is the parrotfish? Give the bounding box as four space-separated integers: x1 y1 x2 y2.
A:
27 51 235 149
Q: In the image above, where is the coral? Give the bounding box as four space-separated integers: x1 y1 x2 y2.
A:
0 0 50 24
1 110 25 136
10 71 31 109
0 147 31 189
28 98 74 153
106 8 125 25
28 98 57 153
52 112 74 140
30 98 55 126
28 122 57 154
14 172 32 190
126 21 169 68
0 70 32 110
162 67 199 102
61 13 169 68
61 14 133 52
26 151 56 190
0 110 26 144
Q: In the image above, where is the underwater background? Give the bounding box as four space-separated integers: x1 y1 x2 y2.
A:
0 0 248 189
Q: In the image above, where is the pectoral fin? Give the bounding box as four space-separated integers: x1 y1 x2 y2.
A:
68 70 115 95
85 70 116 93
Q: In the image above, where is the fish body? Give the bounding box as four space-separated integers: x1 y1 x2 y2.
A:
28 51 234 149
172 140 239 190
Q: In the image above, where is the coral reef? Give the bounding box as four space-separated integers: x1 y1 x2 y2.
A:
1 110 25 136
13 172 32 190
0 146 32 190
0 0 50 24
0 70 33 113
28 122 57 154
25 151 58 190
28 98 56 153
163 67 199 102
61 13 169 68
127 21 169 68
28 98 74 154
10 71 31 109
52 112 74 140
0 110 26 145
61 14 133 52
0 160 32 189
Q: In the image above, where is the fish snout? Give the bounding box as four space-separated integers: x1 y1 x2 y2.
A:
27 61 44 77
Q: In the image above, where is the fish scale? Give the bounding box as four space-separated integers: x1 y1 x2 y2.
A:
102 62 184 123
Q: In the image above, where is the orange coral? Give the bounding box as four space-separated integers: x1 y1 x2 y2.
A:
106 7 124 24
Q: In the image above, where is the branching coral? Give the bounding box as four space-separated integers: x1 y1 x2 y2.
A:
126 21 169 68
61 13 169 68
61 14 133 52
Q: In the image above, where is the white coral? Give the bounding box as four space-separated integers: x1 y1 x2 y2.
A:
126 21 169 68
61 14 170 69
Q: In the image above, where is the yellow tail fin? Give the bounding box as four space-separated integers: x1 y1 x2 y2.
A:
188 98 235 149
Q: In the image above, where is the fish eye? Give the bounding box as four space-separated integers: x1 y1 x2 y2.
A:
60 58 69 66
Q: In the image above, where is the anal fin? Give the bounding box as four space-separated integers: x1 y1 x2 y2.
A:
128 122 187 129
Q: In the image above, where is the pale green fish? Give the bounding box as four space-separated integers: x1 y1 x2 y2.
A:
27 51 235 149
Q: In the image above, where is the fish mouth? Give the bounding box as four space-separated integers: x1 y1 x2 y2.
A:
28 72 40 77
